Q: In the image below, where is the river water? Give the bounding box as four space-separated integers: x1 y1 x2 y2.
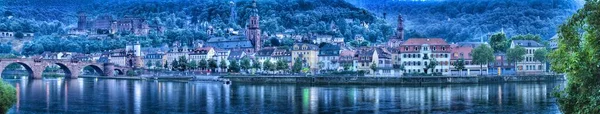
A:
2 77 563 113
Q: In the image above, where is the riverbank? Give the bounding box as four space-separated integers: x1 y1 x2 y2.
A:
222 75 565 84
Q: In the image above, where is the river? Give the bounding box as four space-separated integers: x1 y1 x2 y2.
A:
2 77 563 113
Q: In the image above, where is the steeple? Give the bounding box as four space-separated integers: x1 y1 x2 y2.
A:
396 14 404 41
246 0 261 52
251 0 258 16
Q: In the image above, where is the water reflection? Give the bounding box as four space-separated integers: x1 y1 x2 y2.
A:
3 78 562 113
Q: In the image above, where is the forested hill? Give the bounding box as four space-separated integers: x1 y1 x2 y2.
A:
0 0 394 55
346 0 581 42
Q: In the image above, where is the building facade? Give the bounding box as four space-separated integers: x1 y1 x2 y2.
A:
510 40 546 74
400 38 451 76
318 44 341 72
292 43 319 71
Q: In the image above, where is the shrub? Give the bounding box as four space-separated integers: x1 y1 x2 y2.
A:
0 80 16 113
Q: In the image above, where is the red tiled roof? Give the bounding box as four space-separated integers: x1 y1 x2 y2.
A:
400 38 448 46
450 45 473 60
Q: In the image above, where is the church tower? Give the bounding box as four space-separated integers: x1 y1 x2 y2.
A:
396 14 404 41
246 0 261 51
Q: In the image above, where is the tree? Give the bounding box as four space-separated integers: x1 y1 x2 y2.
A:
252 59 262 73
208 59 218 72
145 61 153 68
471 45 494 75
292 57 303 73
219 60 228 72
229 60 240 73
240 58 251 73
276 60 288 74
164 61 169 69
453 58 466 76
155 61 162 70
425 58 438 75
170 59 178 71
263 59 274 74
511 34 542 42
506 46 526 73
14 32 24 39
370 63 378 74
188 60 198 71
549 1 600 113
489 32 508 53
0 81 17 113
199 59 207 71
177 56 188 71
533 49 548 63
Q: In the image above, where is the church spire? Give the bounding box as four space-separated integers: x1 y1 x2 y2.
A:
251 0 258 16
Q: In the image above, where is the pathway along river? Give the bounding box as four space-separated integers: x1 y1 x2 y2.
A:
2 77 563 113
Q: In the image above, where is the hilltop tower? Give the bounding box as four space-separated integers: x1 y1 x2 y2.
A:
245 0 261 51
77 12 87 30
229 1 237 25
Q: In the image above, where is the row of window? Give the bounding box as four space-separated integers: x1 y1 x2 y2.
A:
405 69 449 73
404 46 448 51
402 53 449 59
403 61 450 66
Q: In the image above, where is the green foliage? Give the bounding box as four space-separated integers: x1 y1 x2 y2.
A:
126 70 138 76
349 0 579 42
163 61 169 69
489 32 508 53
263 59 274 73
154 61 162 69
276 60 288 73
425 58 438 74
188 60 198 70
208 59 218 71
198 59 207 70
506 46 526 70
472 45 494 75
240 57 251 71
229 60 240 73
370 63 377 72
511 34 542 42
170 59 178 71
0 80 16 113
177 56 188 71
453 58 466 71
252 59 261 70
292 57 303 73
145 61 153 68
549 1 600 113
533 49 548 63
219 60 228 72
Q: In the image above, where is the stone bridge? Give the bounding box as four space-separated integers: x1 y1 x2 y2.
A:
0 58 130 79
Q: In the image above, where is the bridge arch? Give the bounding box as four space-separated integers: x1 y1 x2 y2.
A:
114 69 125 76
43 62 74 78
81 64 104 76
0 62 35 78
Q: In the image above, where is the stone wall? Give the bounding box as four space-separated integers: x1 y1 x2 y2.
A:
223 75 565 84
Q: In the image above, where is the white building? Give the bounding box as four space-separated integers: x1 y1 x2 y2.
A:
510 40 546 74
400 38 451 76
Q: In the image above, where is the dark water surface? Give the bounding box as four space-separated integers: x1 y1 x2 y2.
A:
2 77 563 113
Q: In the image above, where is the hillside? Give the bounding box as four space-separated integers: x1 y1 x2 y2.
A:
346 0 581 42
0 0 393 55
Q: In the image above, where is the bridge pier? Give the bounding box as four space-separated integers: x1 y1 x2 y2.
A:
103 63 115 76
